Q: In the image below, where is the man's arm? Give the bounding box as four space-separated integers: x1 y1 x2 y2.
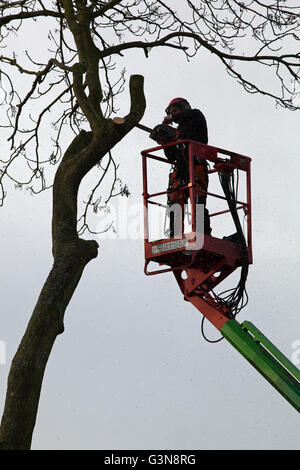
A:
177 109 208 144
149 124 181 165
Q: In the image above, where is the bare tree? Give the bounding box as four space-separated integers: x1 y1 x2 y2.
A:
0 0 299 450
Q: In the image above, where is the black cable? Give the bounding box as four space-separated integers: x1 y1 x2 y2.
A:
201 168 250 343
201 316 224 343
211 169 249 318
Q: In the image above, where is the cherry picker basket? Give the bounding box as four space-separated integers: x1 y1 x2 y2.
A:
142 139 252 276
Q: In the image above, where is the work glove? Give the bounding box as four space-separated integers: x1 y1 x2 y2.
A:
150 124 176 144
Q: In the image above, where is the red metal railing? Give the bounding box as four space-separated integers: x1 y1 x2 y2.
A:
142 140 252 275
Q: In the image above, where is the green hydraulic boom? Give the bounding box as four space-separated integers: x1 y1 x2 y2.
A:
141 136 300 413
221 320 300 412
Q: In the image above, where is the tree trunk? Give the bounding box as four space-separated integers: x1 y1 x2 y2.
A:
0 129 99 450
0 238 98 450
0 74 145 450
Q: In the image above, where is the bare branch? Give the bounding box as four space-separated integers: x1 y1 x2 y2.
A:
0 8 63 26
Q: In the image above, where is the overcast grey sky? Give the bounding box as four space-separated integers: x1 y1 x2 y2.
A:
0 7 300 450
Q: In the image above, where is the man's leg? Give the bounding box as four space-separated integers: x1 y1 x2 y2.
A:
167 199 185 239
195 195 211 235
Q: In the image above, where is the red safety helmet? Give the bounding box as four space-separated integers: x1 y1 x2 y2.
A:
165 97 191 116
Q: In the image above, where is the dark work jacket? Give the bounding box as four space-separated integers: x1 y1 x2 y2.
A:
164 108 208 183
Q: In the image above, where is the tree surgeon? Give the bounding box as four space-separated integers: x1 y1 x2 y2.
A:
150 97 211 238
